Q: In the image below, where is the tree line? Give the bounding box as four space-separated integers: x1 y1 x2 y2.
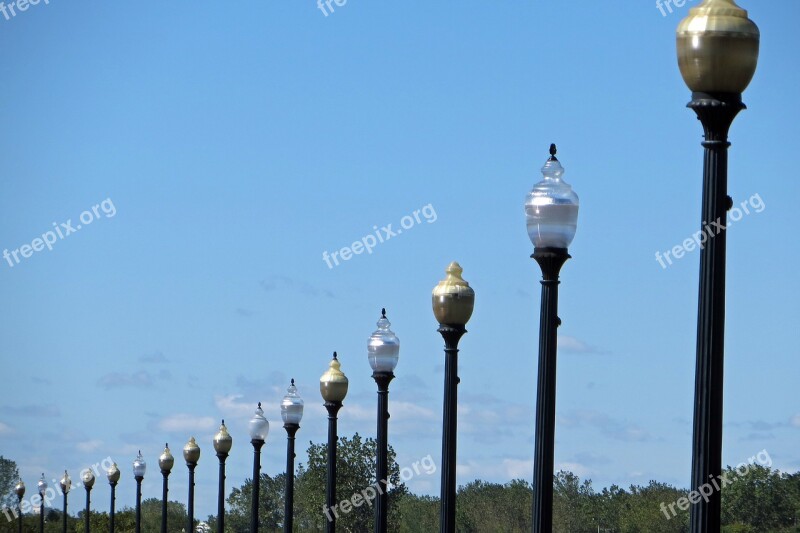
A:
2 439 798 532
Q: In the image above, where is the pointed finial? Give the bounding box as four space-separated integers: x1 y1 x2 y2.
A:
333 351 338 360
221 419 225 425
291 378 295 386
381 308 387 318
257 401 262 409
549 143 558 161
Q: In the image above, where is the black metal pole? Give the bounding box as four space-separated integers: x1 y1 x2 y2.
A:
39 490 45 533
438 325 466 533
217 450 228 533
135 476 143 533
250 439 264 533
373 371 394 533
109 482 116 533
688 92 743 533
84 486 91 533
187 463 196 533
62 490 67 533
18 495 23 533
324 401 343 533
284 423 299 533
531 246 569 533
160 470 170 533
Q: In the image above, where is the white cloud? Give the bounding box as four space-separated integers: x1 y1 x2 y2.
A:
556 461 593 479
157 414 216 433
502 458 534 479
558 335 606 355
791 414 800 428
215 394 257 419
0 421 13 435
77 439 104 452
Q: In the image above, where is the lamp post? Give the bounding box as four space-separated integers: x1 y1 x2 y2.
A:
133 451 146 533
59 471 71 533
107 463 120 533
158 444 174 533
368 308 400 533
281 380 304 533
37 474 47 533
248 403 270 533
183 437 201 533
676 2 760 532
320 352 349 533
14 479 24 533
432 262 475 533
525 144 579 532
214 420 233 533
81 469 95 533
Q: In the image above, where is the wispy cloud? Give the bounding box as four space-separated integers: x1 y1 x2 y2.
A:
558 335 608 355
157 414 216 433
215 394 257 419
97 369 171 390
559 410 650 442
76 439 104 452
0 421 13 435
0 404 61 417
790 414 800 428
138 351 168 364
260 275 335 299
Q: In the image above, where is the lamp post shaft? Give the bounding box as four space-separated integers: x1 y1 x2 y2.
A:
18 496 23 533
438 325 466 533
135 476 143 533
688 92 743 533
109 482 116 533
373 372 394 533
84 488 91 533
531 246 569 533
217 453 228 533
284 424 299 533
250 440 264 533
38 491 44 533
62 492 68 533
324 402 343 533
187 464 196 533
161 471 170 533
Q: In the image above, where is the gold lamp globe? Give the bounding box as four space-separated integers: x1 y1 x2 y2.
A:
320 352 349 403
14 479 25 499
159 443 175 472
213 420 233 455
676 0 759 94
183 437 201 465
107 463 120 484
432 262 475 327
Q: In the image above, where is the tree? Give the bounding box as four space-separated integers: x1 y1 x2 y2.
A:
223 433 405 532
294 433 406 532
0 457 19 510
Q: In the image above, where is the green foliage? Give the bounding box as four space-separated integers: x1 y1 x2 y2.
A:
223 433 405 532
0 457 19 510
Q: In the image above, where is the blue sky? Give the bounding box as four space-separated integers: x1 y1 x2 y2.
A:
1 0 798 521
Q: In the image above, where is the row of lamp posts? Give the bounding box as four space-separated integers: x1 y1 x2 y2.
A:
9 3 760 533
